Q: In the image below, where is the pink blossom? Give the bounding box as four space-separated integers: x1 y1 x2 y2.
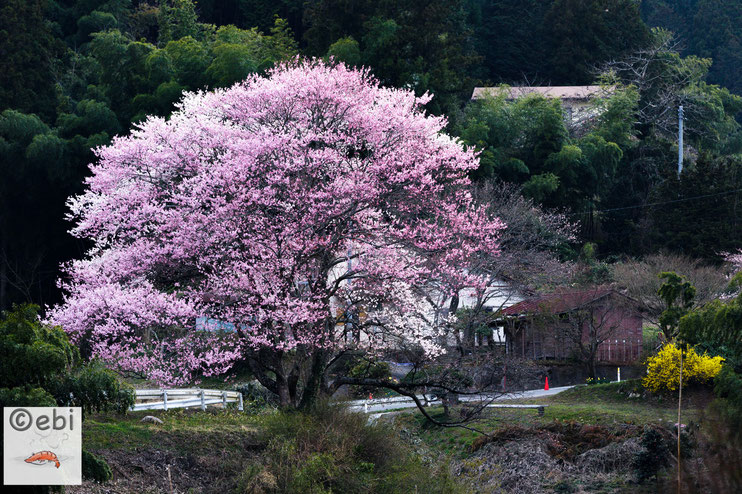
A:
48 60 505 385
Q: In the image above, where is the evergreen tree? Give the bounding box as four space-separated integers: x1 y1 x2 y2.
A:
0 0 62 120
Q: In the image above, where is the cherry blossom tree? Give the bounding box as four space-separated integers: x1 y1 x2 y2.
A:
48 60 506 408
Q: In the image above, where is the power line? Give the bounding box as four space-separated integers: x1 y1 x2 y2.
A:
567 187 742 217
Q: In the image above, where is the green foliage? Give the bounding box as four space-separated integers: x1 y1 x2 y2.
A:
678 287 742 440
712 366 742 437
0 305 134 414
459 91 566 183
52 361 135 414
650 154 742 263
165 35 210 88
234 380 279 411
82 449 113 483
642 0 742 96
56 99 121 138
307 0 479 120
585 377 609 386
206 42 262 87
591 84 640 149
633 426 670 482
545 0 652 84
347 359 392 398
327 37 361 67
0 110 51 146
76 10 119 44
459 88 631 215
657 272 696 339
158 0 203 43
0 0 61 120
0 304 76 390
572 244 612 285
680 294 742 362
0 386 57 407
243 403 465 493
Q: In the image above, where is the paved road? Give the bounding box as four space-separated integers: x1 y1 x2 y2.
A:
347 384 576 415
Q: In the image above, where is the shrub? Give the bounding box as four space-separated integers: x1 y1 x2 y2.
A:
234 380 279 411
82 450 112 483
52 361 134 414
585 376 609 385
642 343 724 393
0 305 134 414
0 385 57 407
633 426 670 482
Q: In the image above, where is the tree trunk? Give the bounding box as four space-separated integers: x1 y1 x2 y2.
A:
449 294 464 356
298 349 327 410
276 373 292 408
442 392 459 419
586 353 597 379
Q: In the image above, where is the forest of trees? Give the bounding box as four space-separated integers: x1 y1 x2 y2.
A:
2 0 742 311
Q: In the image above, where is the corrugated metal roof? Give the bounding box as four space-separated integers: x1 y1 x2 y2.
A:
500 287 615 316
471 85 611 101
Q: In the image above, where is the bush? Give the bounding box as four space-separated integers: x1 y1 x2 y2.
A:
234 380 279 411
237 402 464 494
643 343 724 393
0 385 57 407
633 426 670 482
82 449 112 483
52 360 134 414
585 376 609 385
0 305 133 413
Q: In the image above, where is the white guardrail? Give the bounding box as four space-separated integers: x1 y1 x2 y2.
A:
131 388 244 412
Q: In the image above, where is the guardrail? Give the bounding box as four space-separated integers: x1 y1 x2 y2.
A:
131 388 243 411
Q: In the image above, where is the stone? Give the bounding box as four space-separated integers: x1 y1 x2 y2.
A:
140 415 163 424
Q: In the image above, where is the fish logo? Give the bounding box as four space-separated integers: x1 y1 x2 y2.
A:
24 451 60 468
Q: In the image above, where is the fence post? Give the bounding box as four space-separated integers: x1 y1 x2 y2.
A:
222 391 227 409
163 390 168 411
200 389 206 411
238 393 244 411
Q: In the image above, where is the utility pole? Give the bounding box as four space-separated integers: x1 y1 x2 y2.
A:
678 105 684 176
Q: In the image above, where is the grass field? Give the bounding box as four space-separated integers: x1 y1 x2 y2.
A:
84 408 261 452
76 380 713 493
393 379 706 457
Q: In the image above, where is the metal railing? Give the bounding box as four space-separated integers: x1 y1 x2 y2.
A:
131 388 243 411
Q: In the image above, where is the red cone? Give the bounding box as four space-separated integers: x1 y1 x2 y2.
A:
368 393 373 400
544 376 550 391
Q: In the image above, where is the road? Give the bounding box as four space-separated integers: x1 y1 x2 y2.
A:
346 384 576 415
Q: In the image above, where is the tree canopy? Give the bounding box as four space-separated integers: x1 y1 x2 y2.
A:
49 61 506 407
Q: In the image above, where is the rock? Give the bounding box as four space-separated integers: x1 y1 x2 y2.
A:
628 392 640 398
140 415 163 424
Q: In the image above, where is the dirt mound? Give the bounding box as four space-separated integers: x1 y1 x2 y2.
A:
457 422 646 493
69 430 263 494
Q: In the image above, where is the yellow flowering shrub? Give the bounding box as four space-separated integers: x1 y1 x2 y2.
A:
643 343 724 393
